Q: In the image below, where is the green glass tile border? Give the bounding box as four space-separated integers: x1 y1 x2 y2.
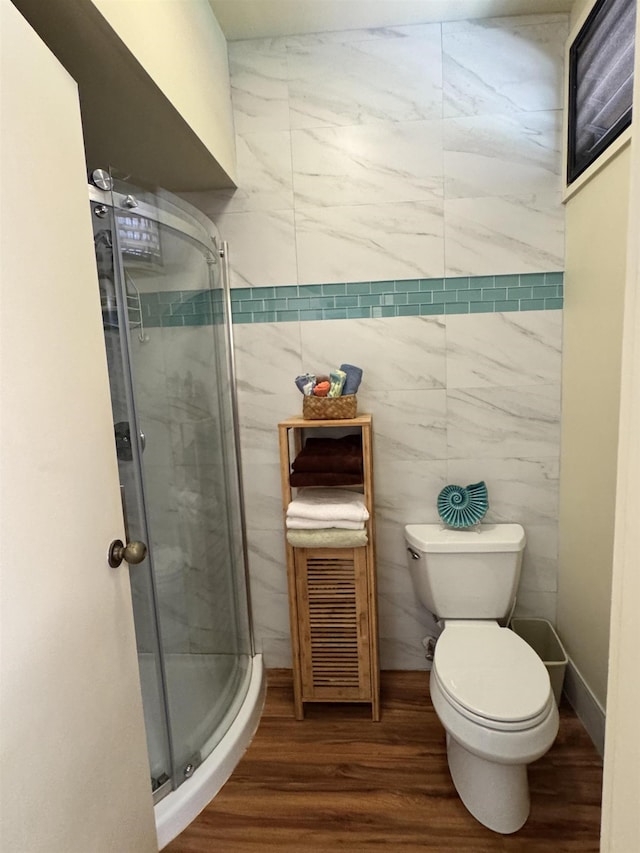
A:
141 289 224 328
229 273 564 323
140 274 564 327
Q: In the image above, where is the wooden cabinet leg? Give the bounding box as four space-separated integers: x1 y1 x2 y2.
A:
293 680 304 720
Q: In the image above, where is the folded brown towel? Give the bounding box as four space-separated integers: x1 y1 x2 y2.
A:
303 434 361 451
291 434 363 475
289 472 364 487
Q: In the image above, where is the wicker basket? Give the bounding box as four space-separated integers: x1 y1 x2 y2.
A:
302 394 357 420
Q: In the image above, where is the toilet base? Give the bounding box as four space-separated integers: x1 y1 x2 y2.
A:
446 733 529 834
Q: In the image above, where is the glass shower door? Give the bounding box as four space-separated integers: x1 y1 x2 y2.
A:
92 179 252 800
94 211 173 799
117 211 251 780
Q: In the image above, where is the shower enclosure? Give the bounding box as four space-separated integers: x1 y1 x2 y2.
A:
89 173 259 836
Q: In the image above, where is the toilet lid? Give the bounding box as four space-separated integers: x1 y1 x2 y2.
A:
433 625 550 723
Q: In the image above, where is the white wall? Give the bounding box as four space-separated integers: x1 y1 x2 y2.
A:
600 5 640 846
93 0 236 181
558 146 630 709
0 3 156 849
556 0 633 711
209 0 573 40
601 124 640 853
186 13 568 669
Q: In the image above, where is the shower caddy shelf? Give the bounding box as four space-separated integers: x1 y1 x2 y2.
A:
278 414 380 721
101 271 147 343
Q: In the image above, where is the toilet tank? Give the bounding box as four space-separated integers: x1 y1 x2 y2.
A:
404 523 526 619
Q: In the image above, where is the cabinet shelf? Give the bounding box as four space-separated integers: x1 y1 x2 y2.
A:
278 414 380 721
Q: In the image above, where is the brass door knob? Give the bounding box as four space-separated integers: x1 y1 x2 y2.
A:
108 539 147 568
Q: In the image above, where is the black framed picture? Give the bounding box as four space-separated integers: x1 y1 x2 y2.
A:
567 0 636 185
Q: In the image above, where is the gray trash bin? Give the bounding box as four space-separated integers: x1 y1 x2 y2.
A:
510 618 567 707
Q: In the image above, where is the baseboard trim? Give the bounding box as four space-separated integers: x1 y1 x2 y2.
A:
563 657 606 758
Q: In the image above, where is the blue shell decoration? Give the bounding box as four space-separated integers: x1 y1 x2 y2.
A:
437 481 489 529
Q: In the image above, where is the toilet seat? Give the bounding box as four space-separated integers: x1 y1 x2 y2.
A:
433 622 551 731
432 668 554 732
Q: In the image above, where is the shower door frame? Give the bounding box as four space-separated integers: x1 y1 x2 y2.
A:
90 180 255 805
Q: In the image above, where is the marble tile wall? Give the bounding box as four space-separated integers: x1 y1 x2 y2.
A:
184 13 568 669
234 311 562 668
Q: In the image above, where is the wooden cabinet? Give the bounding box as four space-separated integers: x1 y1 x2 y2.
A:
278 415 380 721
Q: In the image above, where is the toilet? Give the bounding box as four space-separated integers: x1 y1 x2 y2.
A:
404 522 559 835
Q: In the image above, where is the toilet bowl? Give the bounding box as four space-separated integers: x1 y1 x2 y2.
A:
429 621 558 834
404 523 559 833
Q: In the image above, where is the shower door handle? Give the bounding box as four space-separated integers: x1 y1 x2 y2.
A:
108 538 147 568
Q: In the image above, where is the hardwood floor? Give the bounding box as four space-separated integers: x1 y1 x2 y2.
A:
165 670 603 853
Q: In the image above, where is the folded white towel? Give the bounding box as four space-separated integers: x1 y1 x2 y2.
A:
286 516 365 530
287 528 368 549
286 488 369 522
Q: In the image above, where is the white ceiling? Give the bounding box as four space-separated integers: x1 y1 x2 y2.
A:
208 0 573 41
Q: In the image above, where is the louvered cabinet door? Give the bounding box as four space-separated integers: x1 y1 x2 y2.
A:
294 547 372 702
